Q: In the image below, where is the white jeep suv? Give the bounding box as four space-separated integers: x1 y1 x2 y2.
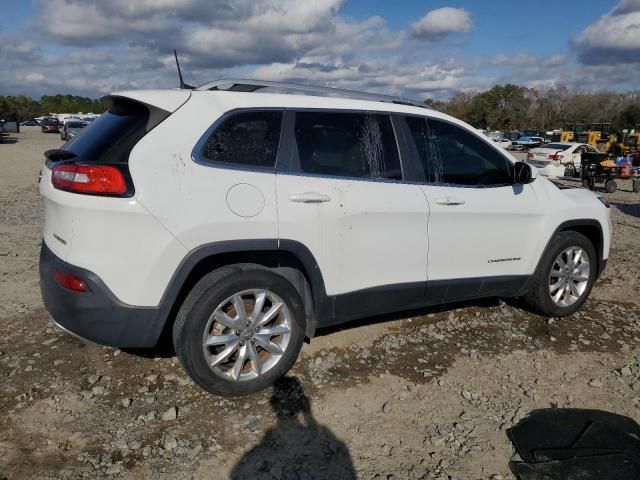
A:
39 80 612 395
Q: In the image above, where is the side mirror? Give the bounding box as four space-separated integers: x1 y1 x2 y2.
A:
514 161 535 184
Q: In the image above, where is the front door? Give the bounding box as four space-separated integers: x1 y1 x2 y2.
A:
401 115 544 303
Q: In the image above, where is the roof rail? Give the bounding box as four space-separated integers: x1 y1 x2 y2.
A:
195 78 429 110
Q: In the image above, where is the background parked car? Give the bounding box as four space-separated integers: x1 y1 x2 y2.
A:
491 137 512 150
20 119 41 126
511 136 544 150
40 118 61 133
527 142 599 177
60 120 87 141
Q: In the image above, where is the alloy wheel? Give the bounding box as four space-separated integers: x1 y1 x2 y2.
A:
548 247 590 307
202 289 292 382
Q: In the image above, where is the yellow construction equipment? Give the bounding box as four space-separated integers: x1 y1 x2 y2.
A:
578 121 611 148
561 123 584 143
561 131 575 142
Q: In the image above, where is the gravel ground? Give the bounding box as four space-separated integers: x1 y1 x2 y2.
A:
1 128 639 480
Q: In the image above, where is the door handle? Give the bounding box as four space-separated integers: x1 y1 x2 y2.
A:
288 192 331 203
434 196 466 206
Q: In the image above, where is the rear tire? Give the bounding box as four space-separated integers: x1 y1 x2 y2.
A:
633 178 640 193
563 163 576 178
173 265 306 396
605 179 617 193
524 231 597 317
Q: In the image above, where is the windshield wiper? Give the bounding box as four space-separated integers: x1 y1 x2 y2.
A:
44 149 77 161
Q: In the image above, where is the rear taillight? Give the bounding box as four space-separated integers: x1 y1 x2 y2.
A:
547 154 564 161
51 163 127 195
527 152 534 158
54 270 88 292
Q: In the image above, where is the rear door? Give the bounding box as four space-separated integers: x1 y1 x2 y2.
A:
275 110 429 323
401 115 544 303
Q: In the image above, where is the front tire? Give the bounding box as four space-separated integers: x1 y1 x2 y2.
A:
524 231 597 317
173 265 306 396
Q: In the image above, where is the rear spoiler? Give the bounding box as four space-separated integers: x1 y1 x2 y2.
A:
103 90 191 113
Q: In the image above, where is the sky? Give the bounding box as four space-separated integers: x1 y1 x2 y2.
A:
0 0 639 100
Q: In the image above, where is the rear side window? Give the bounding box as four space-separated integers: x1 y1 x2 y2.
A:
292 111 401 180
405 116 512 186
64 98 159 165
201 111 282 168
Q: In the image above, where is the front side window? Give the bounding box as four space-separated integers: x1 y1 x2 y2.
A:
292 111 401 180
201 111 282 168
405 116 512 186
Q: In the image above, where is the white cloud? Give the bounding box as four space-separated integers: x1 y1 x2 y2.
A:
411 7 473 40
2 1 638 100
35 0 348 68
252 58 473 98
25 73 45 83
574 0 640 64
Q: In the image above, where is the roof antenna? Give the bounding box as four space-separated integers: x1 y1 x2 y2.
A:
173 49 194 89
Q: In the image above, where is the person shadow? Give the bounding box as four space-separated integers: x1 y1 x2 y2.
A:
230 376 356 480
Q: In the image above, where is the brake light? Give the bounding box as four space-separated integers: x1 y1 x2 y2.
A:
527 152 534 158
547 154 564 161
51 163 127 195
54 270 88 292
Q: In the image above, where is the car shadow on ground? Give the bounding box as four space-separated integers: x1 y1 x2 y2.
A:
315 296 504 338
0 134 18 144
229 376 356 480
614 202 640 219
126 297 507 359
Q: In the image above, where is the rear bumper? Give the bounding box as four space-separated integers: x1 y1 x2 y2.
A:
39 242 167 348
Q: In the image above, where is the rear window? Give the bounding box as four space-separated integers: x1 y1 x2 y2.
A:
67 122 85 128
200 111 283 168
63 98 165 164
543 144 570 150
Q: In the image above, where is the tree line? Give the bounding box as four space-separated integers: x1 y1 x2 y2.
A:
2 86 640 134
425 85 640 133
0 95 105 122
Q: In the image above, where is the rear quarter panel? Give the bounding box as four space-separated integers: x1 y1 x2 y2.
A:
128 92 280 251
39 168 188 306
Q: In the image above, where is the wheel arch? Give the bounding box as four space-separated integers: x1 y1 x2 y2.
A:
538 219 605 278
156 240 326 343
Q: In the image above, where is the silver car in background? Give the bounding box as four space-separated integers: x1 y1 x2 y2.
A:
61 120 87 141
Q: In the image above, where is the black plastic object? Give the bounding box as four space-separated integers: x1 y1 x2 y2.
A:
507 409 640 479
